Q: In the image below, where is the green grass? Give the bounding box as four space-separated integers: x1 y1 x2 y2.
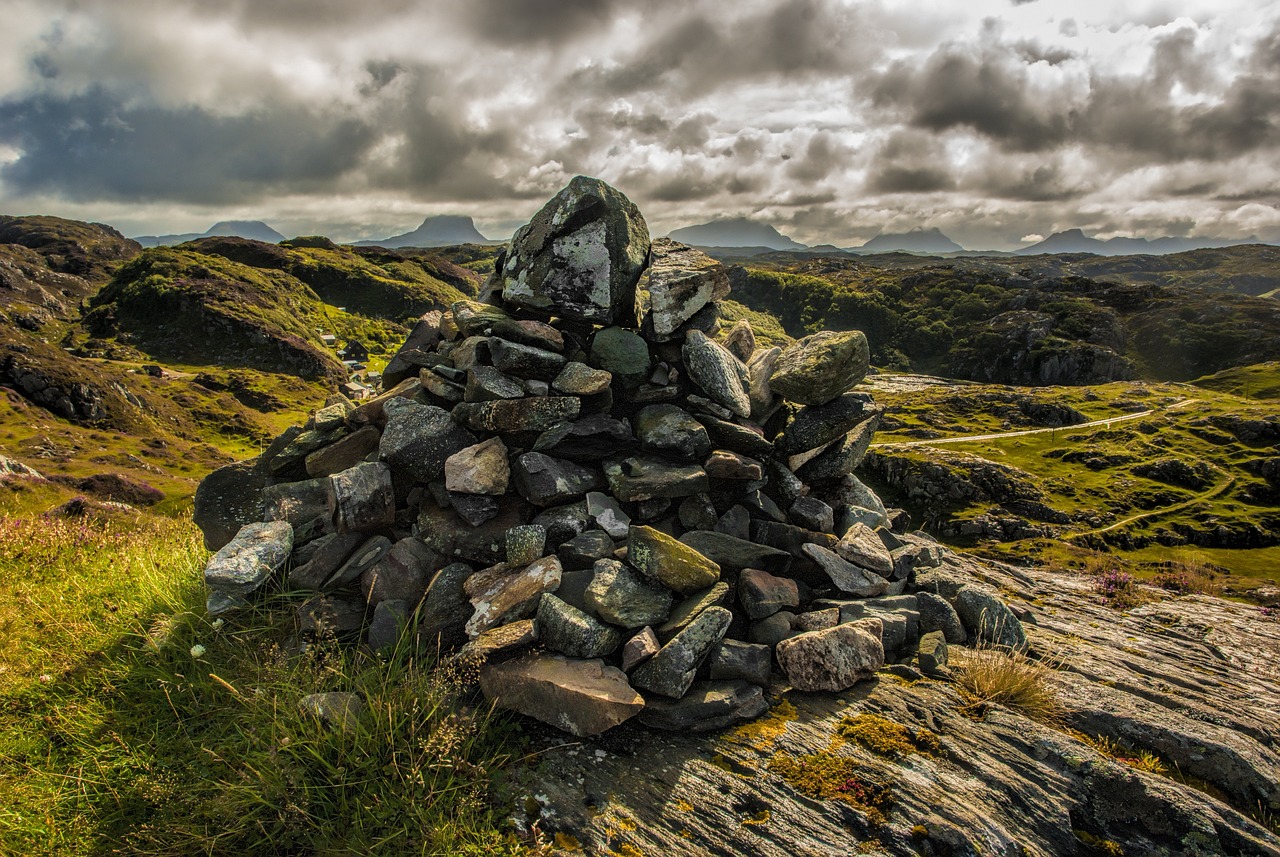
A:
0 504 529 856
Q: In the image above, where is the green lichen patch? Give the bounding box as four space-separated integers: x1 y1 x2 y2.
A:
836 713 944 759
767 751 894 826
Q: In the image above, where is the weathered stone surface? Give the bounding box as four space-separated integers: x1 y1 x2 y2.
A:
714 504 751 540
794 607 840 633
512 452 604 507
452 397 581 433
553 361 612 396
954 587 1028 650
680 530 792 575
464 364 526 402
263 477 331 529
449 492 500 527
916 630 948 676
631 606 732 698
305 425 382 478
557 529 615 570
532 501 591 545
498 176 649 324
916 591 967 643
682 329 750 418
585 491 630 539
738 568 800 619
206 589 250 616
704 449 763 481
645 238 730 338
480 653 644 737
299 692 365 731
635 404 711 460
270 427 346 475
346 377 421 428
288 532 364 591
638 680 768 732
621 626 661 672
505 524 547 567
489 336 567 382
789 495 835 534
379 398 477 484
707 640 772 687
419 368 464 402
588 326 651 388
381 311 444 387
367 599 410 652
747 345 781 420
323 534 393 589
723 319 756 363
327 461 395 534
585 558 674 629
802 543 890 597
627 525 720 594
297 594 366 638
457 619 536 665
204 521 293 596
795 411 881 484
834 523 895 576
749 612 797 647
775 619 885 692
777 393 874 456
417 562 474 651
451 299 510 337
444 437 510 496
360 537 440 606
535 415 634 462
464 555 563 637
604 456 709 502
695 415 773 458
193 459 266 551
491 318 564 352
536 594 623 658
657 582 731 639
768 330 870 406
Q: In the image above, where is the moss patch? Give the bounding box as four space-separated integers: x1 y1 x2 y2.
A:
767 751 894 826
836 713 943 758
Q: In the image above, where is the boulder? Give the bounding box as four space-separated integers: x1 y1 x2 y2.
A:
768 330 870 406
638 680 769 732
480 653 645 737
775 619 885 692
627 525 720 594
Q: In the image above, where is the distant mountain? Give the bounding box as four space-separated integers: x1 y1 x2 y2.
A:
1016 229 1261 257
668 218 806 251
133 220 284 248
354 215 493 248
854 227 964 254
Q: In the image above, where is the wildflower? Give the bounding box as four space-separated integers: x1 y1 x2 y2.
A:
210 618 225 632
190 644 206 658
38 674 53 684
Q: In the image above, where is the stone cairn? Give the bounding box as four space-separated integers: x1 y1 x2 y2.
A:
196 176 1027 737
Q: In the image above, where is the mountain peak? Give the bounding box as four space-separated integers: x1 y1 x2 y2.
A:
354 215 490 248
667 218 805 251
857 227 963 254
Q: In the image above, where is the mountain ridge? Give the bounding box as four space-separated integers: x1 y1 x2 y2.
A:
352 215 494 248
133 220 285 248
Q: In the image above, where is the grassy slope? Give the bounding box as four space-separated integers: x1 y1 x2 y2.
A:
0 499 528 856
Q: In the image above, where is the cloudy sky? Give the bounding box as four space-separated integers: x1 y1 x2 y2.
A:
1 0 1277 249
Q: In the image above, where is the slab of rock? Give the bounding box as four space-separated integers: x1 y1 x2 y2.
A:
585 491 630 539
775 619 885 692
452 397 581 433
695 415 773 458
683 329 751 418
604 456 709 502
535 415 635 462
722 319 756 362
464 555 563 637
679 530 792 575
768 330 870 406
505 524 547 567
657 582 732 640
536 594 623 658
457 619 537 665
367 599 410 652
288 531 365 591
704 449 763 481
631 606 732 698
916 630 949 676
193 459 268 551
646 238 730 338
585 558 674 628
954 587 1028 651
327 462 396 534
738 568 800 619
707 640 772 687
305 425 382 478
465 364 526 402
638 680 769 732
417 562 474 651
263 477 330 529
802 543 890 597
360 537 440 607
835 523 895 576
297 594 366 638
379 398 477 484
776 393 873 456
794 412 881 484
627 525 720 594
480 653 644 737
636 404 711 461
499 176 650 325
553 361 612 396
323 534 393 589
489 336 567 382
790 495 835 533
451 299 510 337
747 346 781 420
512 452 605 507
621 627 661 672
204 521 293 596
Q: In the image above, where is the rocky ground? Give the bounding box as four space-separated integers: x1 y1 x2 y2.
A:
512 550 1280 857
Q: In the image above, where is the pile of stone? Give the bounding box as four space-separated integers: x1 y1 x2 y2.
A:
195 176 1027 737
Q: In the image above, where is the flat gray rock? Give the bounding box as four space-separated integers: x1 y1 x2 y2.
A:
682 329 751 418
204 520 293 596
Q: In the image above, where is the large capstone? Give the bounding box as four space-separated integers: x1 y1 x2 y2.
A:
645 238 730 339
768 330 871 406
499 176 650 325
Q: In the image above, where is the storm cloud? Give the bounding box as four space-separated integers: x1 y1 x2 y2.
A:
0 0 1277 248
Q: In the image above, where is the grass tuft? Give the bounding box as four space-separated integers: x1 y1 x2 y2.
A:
954 644 1065 724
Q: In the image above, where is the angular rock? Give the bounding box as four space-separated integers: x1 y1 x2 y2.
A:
346 377 421 428
512 452 604 507
682 329 750 418
680 530 792 575
557 529 615 570
444 436 511 496
480 652 644 737
193 459 267 551
536 594 622 658
449 492 500 527
453 397 581 433
360 537 440 607
834 523 895 576
631 606 732 698
451 299 510 337
464 555 563 637
794 608 840 632
795 412 881 484
604 457 709 503
638 680 769 732
323 534 393 589
747 346 781 420
263 477 331 529
297 594 366 638
381 311 444 387
738 568 800 619
714 504 751 540
379 398 477 484
635 404 712 461
585 558 674 629
457 619 537 665
645 238 730 338
802 543 890 597
589 326 651 388
775 620 885 692
678 494 719 531
506 524 547 567
288 531 365 591
327 462 396 534
657 582 732 639
532 501 591 545
916 630 949 677
708 640 773 687
305 425 382 478
419 369 464 403
749 612 797 648
465 364 526 402
367 599 410 652
704 449 763 481
535 415 634 462
695 415 773 458
489 336 567 382
917 591 967 643
723 319 756 363
553 361 612 396
499 176 650 325
621 626 661 672
776 393 874 456
768 330 871 406
790 496 835 534
954 587 1028 651
204 521 293 596
627 525 720 594
585 490 630 539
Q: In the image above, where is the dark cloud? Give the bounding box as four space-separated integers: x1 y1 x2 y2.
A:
865 132 955 194
463 0 626 44
966 160 1088 202
785 131 852 184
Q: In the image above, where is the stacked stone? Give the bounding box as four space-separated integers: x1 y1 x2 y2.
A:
196 176 1027 738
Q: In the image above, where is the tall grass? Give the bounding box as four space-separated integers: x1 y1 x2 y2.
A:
0 508 528 856
953 643 1065 725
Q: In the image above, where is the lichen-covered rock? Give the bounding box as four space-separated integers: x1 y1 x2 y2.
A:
776 393 874 456
635 404 712 461
585 558 674 629
603 457 709 503
627 525 720 595
683 329 751 418
768 330 870 406
553 361 612 396
444 436 510 496
916 591 967 643
645 238 730 338
464 556 563 637
775 619 885 691
803 543 890 597
511 452 605 507
834 523 895 577
738 568 800 619
499 176 650 325
588 326 651 388
631 606 732 698
536 594 623 658
203 520 293 597
452 397 581 433
479 653 644 737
